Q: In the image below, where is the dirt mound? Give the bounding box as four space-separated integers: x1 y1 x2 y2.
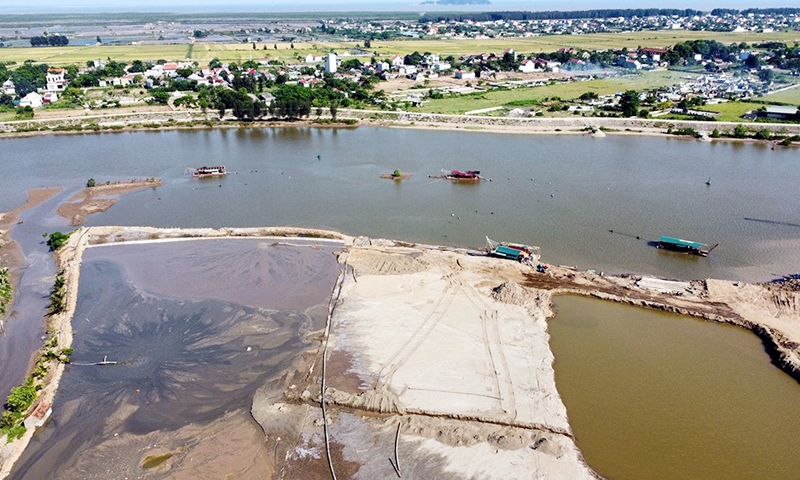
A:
491 282 531 306
346 249 430 276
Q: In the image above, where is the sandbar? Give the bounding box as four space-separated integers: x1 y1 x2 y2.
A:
56 179 163 226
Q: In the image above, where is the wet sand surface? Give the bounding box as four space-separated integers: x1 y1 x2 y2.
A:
11 238 342 479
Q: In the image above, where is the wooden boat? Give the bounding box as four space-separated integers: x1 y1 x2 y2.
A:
486 237 541 263
381 170 413 180
656 235 718 257
192 165 226 178
429 169 482 181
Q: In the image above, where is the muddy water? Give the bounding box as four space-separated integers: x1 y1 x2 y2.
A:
549 295 800 480
12 238 342 479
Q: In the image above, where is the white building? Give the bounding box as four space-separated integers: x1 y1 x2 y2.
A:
325 53 337 74
455 70 475 80
19 92 43 108
518 59 538 73
45 69 67 92
2 79 15 96
434 62 451 72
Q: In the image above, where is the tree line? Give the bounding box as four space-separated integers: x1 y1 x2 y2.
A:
710 8 800 16
30 35 69 47
419 9 702 23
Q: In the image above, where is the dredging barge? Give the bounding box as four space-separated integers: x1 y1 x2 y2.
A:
656 235 718 257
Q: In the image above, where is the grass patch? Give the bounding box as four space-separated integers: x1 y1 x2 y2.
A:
415 70 696 114
757 85 800 107
699 101 773 122
0 267 11 317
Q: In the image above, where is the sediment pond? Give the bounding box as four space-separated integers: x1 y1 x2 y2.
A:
549 295 800 479
11 238 342 478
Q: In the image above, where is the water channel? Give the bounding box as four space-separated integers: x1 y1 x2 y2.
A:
2 127 800 477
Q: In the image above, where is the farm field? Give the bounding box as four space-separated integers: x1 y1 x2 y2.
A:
369 30 800 57
0 45 191 65
2 30 799 66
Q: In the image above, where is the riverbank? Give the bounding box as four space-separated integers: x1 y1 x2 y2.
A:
3 225 799 478
1 107 799 143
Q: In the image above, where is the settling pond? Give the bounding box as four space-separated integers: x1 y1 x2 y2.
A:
11 238 343 478
550 295 800 480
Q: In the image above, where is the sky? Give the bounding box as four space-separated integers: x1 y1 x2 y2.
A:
0 0 796 15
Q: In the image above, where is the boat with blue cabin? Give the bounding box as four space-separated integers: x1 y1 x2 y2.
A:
656 235 718 257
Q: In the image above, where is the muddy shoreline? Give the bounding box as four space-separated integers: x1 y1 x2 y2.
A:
2 225 799 478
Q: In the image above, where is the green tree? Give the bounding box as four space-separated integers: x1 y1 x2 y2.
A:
128 60 147 73
744 54 761 70
619 90 640 117
732 124 749 138
758 69 775 83
329 98 339 120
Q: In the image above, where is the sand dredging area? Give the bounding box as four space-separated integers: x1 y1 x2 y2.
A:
2 226 800 478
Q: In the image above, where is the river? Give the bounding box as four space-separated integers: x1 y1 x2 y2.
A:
2 127 799 282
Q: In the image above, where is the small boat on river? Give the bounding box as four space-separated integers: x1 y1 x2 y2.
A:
429 169 482 181
192 165 227 178
656 235 718 257
486 237 541 263
381 170 413 180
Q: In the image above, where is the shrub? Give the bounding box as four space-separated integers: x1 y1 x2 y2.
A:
86 178 96 188
6 385 36 413
44 232 71 251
